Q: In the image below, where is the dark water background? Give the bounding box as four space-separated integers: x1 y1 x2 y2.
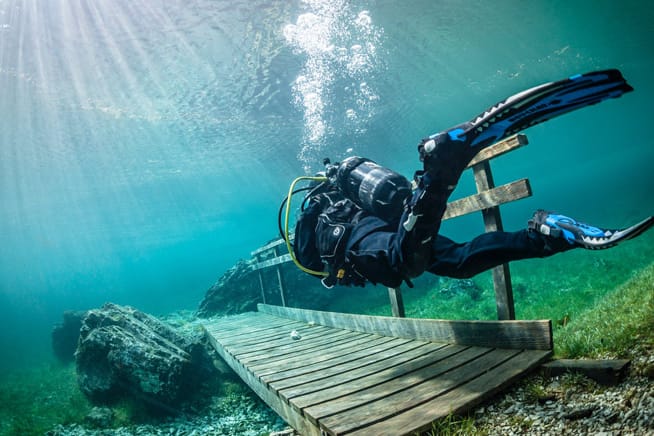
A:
1 0 652 371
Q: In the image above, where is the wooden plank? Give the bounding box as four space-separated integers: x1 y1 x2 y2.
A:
273 245 288 307
266 338 420 389
466 133 528 168
251 237 290 256
347 349 551 436
246 335 378 375
238 331 366 365
232 327 356 358
203 312 292 329
443 178 532 221
284 344 461 407
542 359 631 385
473 159 516 320
205 317 299 337
258 304 552 350
210 321 309 346
252 254 292 271
294 344 474 412
225 325 340 355
257 269 266 304
202 324 323 436
388 287 405 318
491 264 515 320
244 333 381 369
318 348 521 434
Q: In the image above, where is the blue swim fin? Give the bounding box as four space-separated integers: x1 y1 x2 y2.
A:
529 210 654 250
424 69 633 149
419 69 633 182
464 69 634 148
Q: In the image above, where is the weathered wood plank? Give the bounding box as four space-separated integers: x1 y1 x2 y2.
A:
266 338 419 389
226 326 343 356
293 345 474 413
283 343 458 406
207 320 306 342
319 348 521 434
244 333 383 371
202 325 323 436
542 359 631 385
258 304 553 350
238 331 367 365
347 349 551 436
473 159 516 320
388 287 405 318
466 133 528 168
251 238 290 256
204 314 297 334
211 321 310 347
443 178 532 221
252 253 292 271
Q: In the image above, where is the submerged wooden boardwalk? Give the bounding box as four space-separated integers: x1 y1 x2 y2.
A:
203 304 552 435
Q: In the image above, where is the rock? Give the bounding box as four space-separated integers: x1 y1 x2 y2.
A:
643 363 654 379
52 310 87 363
75 303 218 413
438 278 484 301
197 259 261 317
85 406 114 428
564 406 595 420
196 252 350 318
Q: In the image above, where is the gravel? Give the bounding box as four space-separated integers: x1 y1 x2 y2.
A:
46 392 287 436
473 352 654 435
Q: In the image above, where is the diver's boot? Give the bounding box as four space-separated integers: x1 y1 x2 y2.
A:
528 209 654 251
417 122 477 191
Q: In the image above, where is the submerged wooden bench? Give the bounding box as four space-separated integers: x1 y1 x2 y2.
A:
251 134 531 320
203 303 552 436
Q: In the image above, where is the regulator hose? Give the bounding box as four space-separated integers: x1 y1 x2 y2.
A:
283 176 329 277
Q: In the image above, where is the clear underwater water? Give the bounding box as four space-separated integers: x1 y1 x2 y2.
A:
1 0 653 378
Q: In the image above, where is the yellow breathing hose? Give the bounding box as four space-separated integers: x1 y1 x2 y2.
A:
284 175 329 277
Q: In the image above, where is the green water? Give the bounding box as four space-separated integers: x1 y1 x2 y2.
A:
0 0 653 432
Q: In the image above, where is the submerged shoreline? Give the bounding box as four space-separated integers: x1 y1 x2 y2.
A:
2 262 652 435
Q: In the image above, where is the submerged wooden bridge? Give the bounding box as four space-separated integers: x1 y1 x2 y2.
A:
202 134 553 434
202 304 552 435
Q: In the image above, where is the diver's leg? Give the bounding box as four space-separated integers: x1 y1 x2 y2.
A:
396 172 455 278
428 210 654 279
427 231 562 279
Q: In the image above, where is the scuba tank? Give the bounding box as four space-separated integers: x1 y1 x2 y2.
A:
329 156 412 222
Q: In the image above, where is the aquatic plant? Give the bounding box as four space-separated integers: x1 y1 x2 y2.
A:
0 363 90 435
555 262 654 358
419 412 483 436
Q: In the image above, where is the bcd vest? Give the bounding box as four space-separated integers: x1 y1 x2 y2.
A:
294 191 367 287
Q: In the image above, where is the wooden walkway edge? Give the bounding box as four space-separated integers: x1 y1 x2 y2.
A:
202 306 552 435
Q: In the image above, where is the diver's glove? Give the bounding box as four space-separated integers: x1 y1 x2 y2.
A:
528 210 654 250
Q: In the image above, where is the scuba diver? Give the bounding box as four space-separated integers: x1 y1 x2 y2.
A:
281 69 654 289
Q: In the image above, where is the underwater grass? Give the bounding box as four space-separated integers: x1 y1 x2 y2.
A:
418 413 483 436
554 261 654 358
0 363 91 436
